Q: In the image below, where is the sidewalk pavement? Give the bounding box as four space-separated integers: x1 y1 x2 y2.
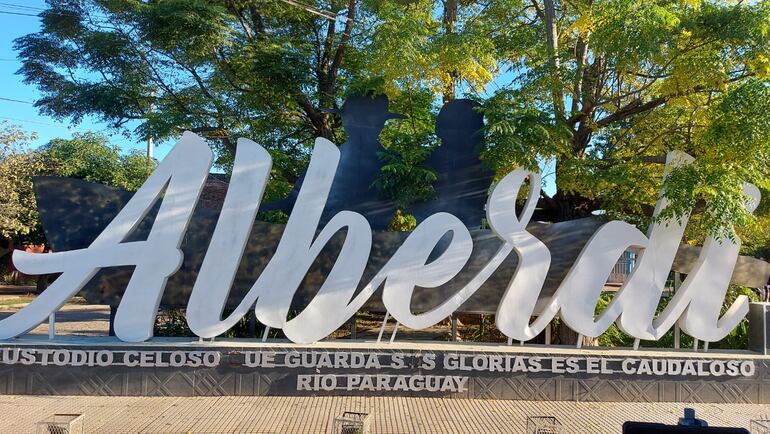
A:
1 395 768 433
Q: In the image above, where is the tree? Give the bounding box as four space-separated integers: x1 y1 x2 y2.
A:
44 132 154 191
0 122 51 248
475 0 770 240
15 0 499 204
16 0 365 198
0 126 151 290
15 0 770 240
0 128 153 255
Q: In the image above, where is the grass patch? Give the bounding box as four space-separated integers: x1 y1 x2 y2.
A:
0 295 87 307
0 296 36 306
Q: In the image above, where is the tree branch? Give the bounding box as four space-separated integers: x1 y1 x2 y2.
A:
595 72 754 128
248 1 266 35
227 1 254 40
329 0 358 79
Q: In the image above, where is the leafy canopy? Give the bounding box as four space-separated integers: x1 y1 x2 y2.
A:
15 0 770 241
0 125 153 245
0 123 50 242
44 132 154 191
473 0 770 241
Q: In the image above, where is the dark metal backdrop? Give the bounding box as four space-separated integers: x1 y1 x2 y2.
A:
260 94 404 230
409 99 493 228
33 174 609 312
30 94 770 314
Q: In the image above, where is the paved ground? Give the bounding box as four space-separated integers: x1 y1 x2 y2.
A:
1 395 769 433
0 304 111 336
2 285 769 433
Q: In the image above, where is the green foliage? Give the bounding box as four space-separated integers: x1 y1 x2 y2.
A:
0 123 52 243
658 79 770 241
709 286 759 350
466 314 497 342
16 0 379 188
153 308 195 337
358 88 440 222
0 125 154 247
477 0 770 237
387 209 417 231
15 0 770 243
16 0 501 221
375 146 436 209
479 89 570 175
257 210 290 225
595 285 759 349
355 0 497 96
738 188 770 260
153 308 281 339
44 132 154 191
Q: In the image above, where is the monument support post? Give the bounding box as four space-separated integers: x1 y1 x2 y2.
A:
248 311 256 338
673 272 681 349
108 306 117 337
749 302 770 355
48 313 55 340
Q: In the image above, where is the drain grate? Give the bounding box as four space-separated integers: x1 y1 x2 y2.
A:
332 411 371 434
526 416 562 434
35 414 84 434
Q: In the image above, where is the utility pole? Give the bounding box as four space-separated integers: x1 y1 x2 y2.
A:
147 135 154 160
146 90 155 170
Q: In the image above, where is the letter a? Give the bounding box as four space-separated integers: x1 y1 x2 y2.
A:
4 132 213 342
663 183 761 342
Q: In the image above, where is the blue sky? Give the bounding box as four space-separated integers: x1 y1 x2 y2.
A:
0 1 171 159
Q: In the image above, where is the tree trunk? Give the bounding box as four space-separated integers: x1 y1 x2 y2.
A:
34 244 50 295
556 322 594 347
442 0 458 103
542 0 565 121
551 191 596 222
35 275 48 295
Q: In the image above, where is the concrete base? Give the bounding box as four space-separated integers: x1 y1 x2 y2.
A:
1 337 768 403
749 302 770 355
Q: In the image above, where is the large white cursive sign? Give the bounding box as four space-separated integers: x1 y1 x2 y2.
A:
1 132 760 344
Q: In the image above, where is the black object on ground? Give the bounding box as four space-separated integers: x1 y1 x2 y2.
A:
623 408 749 433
